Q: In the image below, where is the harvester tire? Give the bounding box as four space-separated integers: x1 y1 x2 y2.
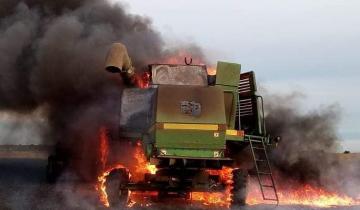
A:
105 168 129 208
46 155 60 183
231 169 249 207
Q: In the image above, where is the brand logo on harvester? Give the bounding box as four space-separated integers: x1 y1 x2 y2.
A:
180 101 201 116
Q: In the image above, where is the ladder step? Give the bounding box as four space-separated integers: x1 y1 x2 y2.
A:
252 147 265 150
263 198 279 201
258 172 272 175
248 135 279 204
261 185 275 188
249 140 263 143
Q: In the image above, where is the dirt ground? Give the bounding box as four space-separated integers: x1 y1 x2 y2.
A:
0 147 359 210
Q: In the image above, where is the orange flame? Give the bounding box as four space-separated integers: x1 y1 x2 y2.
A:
96 164 127 207
161 50 205 65
191 168 360 208
134 72 150 89
207 67 216 76
247 181 360 207
190 167 233 207
133 141 157 181
98 127 109 169
96 127 123 207
96 130 157 207
96 128 359 208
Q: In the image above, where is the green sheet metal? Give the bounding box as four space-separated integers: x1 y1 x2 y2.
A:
156 85 226 124
155 129 226 149
157 148 225 158
215 61 241 87
215 61 241 130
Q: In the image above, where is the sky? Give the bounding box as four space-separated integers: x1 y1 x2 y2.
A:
117 0 360 151
0 0 358 152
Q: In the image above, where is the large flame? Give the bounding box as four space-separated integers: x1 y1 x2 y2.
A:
95 128 157 207
190 167 233 207
96 164 127 207
133 141 157 180
191 168 360 208
95 127 117 207
247 182 360 207
95 128 359 208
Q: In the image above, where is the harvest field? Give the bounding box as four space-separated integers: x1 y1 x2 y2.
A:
0 147 359 210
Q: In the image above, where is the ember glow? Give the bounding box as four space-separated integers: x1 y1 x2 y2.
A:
135 72 150 89
133 141 157 180
247 181 360 207
95 128 359 208
190 167 233 207
95 127 121 207
98 127 109 168
95 128 157 207
162 51 204 65
207 67 216 76
191 168 360 208
96 164 127 207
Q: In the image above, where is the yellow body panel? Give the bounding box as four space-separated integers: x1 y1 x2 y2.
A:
226 129 238 135
163 123 218 131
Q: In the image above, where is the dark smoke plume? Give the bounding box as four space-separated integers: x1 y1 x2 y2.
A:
0 0 165 111
0 0 206 179
1 0 358 200
264 92 360 196
265 92 340 179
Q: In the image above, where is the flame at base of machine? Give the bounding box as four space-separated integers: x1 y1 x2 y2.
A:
247 179 360 207
96 164 127 207
95 128 359 208
134 141 157 178
190 167 234 207
95 127 157 207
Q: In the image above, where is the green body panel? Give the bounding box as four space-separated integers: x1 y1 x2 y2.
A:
149 61 245 159
215 61 241 87
221 89 238 129
157 148 225 158
215 62 241 130
156 85 226 124
155 129 226 149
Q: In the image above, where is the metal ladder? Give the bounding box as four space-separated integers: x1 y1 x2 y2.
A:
246 135 279 205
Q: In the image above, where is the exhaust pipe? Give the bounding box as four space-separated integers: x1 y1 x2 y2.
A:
105 42 135 84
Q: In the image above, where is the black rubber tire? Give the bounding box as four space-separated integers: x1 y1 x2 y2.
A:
231 169 249 207
46 155 59 183
105 168 129 208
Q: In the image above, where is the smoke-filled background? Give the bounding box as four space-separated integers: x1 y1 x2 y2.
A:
264 92 360 197
0 0 206 178
0 0 359 209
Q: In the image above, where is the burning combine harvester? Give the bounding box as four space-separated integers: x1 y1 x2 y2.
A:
47 43 280 207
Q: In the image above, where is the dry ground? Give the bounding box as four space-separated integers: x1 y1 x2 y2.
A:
0 146 359 210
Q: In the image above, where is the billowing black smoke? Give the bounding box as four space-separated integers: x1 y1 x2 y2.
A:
265 93 340 179
1 0 156 110
264 92 360 196
0 0 206 179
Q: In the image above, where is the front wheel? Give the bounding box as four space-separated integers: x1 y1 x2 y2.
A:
105 168 130 208
46 155 62 183
231 169 249 207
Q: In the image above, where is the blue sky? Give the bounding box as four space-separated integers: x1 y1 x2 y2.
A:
118 0 360 151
